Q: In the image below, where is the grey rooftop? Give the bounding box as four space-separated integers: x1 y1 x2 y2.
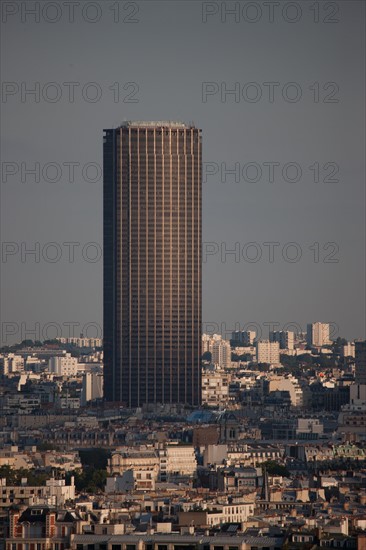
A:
120 120 192 128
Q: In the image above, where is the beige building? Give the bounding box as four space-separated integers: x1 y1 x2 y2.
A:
48 353 78 376
268 375 303 406
108 444 197 481
342 342 355 358
0 354 24 375
202 369 231 407
81 371 103 405
106 467 158 492
0 476 75 509
306 322 331 347
108 447 159 476
227 444 283 467
211 338 231 369
158 444 197 480
256 340 280 365
57 337 102 347
179 502 255 527
69 531 285 550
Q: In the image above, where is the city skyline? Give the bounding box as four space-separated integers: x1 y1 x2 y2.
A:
1 2 365 343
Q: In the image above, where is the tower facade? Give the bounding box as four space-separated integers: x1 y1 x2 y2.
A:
103 121 202 407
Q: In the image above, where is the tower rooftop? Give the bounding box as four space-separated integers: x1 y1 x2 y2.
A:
120 120 193 128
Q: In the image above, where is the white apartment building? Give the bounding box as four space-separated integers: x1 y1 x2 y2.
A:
57 337 102 348
0 354 24 375
256 340 280 365
25 356 45 373
202 369 231 406
48 353 78 376
0 476 75 507
159 444 197 478
202 334 232 368
202 334 211 353
205 502 255 526
211 338 231 369
342 343 355 358
269 331 294 351
306 322 331 347
81 371 103 405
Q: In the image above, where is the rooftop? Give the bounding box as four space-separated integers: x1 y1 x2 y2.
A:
120 121 193 128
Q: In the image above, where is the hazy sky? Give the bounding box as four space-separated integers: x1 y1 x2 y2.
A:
1 0 365 344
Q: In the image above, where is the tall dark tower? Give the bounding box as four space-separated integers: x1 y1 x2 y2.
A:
103 121 202 407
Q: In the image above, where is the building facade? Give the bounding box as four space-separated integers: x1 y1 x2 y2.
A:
211 338 231 369
269 331 294 351
48 354 78 377
306 322 330 347
256 341 280 365
103 121 202 407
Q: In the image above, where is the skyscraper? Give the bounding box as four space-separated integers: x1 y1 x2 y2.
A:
306 322 331 347
103 121 202 407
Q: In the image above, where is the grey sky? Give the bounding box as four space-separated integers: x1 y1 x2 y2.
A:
1 0 365 344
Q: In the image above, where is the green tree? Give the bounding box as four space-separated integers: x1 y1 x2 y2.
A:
21 340 34 347
67 468 107 493
202 351 212 362
331 337 348 354
262 460 290 477
79 448 110 469
37 442 60 452
0 466 51 486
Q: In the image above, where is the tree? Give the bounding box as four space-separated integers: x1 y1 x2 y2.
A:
331 337 348 354
37 442 60 452
67 468 107 493
79 448 110 469
20 340 34 347
262 460 290 477
257 363 270 372
202 351 212 362
0 466 51 486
